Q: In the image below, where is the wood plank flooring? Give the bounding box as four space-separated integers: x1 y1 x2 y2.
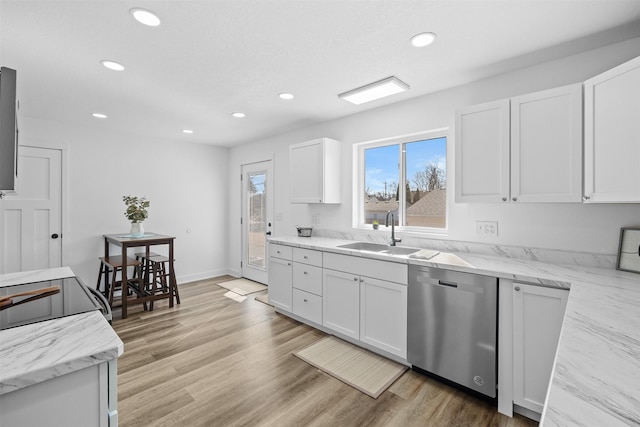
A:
112 276 538 427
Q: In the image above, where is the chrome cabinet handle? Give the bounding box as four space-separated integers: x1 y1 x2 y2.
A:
353 277 358 281
303 299 308 303
515 286 521 291
303 271 308 275
512 197 518 202
583 195 591 201
304 255 308 259
502 197 507 202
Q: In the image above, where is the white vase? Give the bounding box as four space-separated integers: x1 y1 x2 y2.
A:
130 222 144 237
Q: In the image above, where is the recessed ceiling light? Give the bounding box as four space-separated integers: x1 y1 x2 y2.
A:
100 60 125 71
130 8 161 27
182 129 194 134
410 32 437 47
232 112 246 118
92 113 107 119
338 76 409 105
279 93 294 100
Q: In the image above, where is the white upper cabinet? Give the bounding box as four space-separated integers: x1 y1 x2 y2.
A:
511 84 583 203
455 99 510 203
456 84 583 203
584 56 640 203
289 138 341 204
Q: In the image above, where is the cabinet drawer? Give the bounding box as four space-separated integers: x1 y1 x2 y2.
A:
293 248 323 267
323 252 407 284
293 263 322 295
269 243 292 260
292 289 322 324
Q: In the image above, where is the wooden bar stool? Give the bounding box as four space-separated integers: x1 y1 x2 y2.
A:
96 256 144 309
134 251 161 289
134 252 180 307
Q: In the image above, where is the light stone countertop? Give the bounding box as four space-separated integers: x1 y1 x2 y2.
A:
269 236 640 426
0 267 124 396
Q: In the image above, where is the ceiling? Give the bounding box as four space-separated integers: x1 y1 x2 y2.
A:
1 1 640 147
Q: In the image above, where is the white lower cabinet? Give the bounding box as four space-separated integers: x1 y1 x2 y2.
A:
322 268 360 339
513 282 568 415
322 252 408 357
360 277 407 358
292 288 322 324
269 244 409 361
291 248 323 323
267 244 293 311
0 361 113 427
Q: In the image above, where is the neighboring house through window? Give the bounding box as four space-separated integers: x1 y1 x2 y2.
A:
356 129 448 232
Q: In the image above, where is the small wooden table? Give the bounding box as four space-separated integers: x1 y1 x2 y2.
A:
103 233 176 319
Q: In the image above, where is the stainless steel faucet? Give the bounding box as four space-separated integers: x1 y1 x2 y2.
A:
385 210 402 246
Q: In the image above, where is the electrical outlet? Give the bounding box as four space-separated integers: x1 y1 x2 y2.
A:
311 214 320 224
476 221 498 237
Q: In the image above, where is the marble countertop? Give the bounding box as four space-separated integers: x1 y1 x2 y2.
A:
0 267 124 396
269 236 640 426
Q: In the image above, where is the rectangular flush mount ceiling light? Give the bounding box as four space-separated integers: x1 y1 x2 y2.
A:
338 76 410 105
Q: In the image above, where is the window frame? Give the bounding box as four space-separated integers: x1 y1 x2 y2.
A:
353 128 449 235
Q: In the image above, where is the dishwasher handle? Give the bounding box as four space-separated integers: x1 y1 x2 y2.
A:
413 274 484 294
438 280 458 288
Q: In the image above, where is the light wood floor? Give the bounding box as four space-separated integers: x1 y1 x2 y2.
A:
112 276 538 427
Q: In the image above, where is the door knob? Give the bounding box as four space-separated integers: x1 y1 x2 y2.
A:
51 233 60 239
515 286 520 291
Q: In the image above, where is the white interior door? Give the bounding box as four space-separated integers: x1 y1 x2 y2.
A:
0 146 62 273
241 160 273 284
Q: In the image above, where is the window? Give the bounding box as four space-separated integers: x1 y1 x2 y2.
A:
357 130 447 231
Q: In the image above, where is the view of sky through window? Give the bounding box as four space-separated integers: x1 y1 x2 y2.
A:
363 136 447 228
365 137 446 197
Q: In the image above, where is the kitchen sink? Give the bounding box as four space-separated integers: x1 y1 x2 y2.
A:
379 246 421 256
337 242 420 256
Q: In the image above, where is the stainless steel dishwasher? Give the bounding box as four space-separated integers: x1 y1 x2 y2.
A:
408 265 498 398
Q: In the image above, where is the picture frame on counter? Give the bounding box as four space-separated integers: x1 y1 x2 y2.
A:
616 227 640 274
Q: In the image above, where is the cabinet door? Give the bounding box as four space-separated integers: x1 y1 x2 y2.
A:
513 283 568 414
360 277 407 358
290 139 324 203
455 99 510 202
322 269 359 339
511 84 582 203
584 56 640 203
267 257 292 311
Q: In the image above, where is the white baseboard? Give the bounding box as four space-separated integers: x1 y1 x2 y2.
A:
227 268 241 278
176 268 231 284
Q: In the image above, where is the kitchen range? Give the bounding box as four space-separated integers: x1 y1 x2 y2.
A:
0 276 110 329
0 267 122 427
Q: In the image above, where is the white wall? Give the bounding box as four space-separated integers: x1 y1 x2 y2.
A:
227 38 640 273
19 117 229 285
